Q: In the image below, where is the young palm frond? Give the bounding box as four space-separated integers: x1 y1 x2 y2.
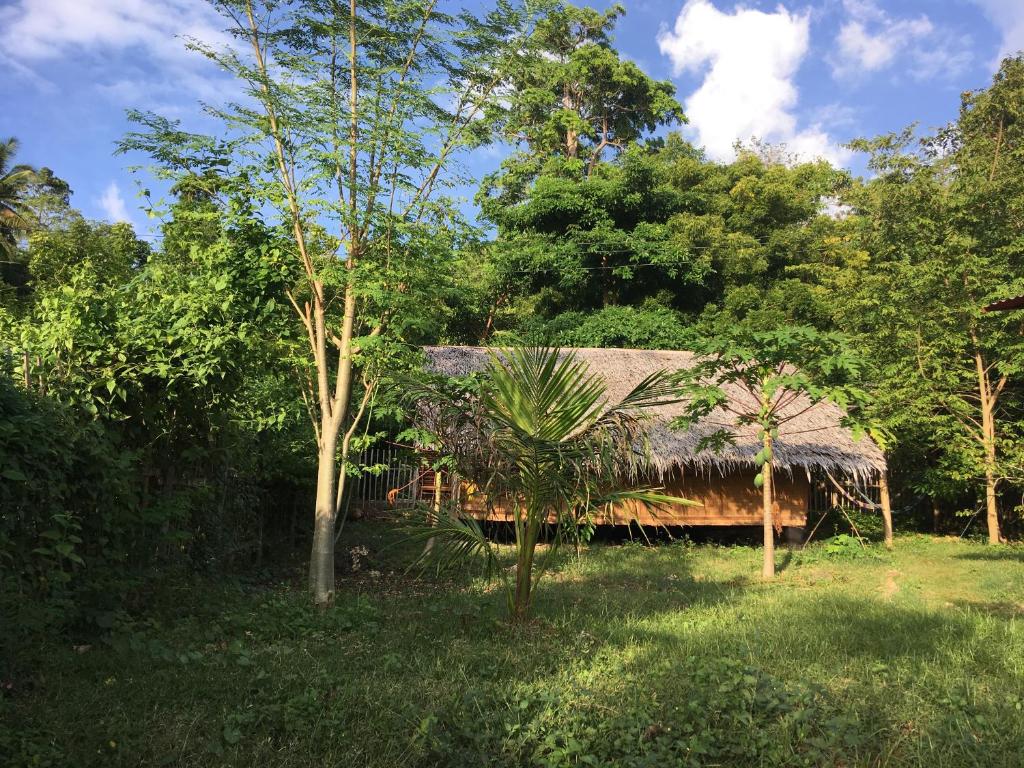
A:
406 508 499 578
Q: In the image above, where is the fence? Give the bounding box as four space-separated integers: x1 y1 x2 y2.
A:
809 472 881 515
348 446 423 513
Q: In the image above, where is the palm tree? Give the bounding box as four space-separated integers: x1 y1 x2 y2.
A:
0 137 41 256
415 346 693 622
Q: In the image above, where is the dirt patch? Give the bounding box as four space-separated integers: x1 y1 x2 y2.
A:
881 569 900 599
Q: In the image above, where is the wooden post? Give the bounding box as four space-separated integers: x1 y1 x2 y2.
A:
423 467 441 555
879 467 894 550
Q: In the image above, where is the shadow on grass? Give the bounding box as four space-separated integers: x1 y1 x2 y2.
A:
950 599 1024 618
776 549 794 573
407 583 1017 767
953 548 1024 563
546 592 1018 767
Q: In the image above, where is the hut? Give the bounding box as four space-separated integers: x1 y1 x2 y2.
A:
422 346 886 531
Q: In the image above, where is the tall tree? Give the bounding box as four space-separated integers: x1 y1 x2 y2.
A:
474 4 685 320
124 0 540 605
483 2 683 193
839 56 1024 543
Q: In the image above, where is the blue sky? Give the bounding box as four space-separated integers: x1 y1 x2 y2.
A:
1 0 1022 240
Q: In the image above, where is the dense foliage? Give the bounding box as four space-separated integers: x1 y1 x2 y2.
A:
1 167 312 647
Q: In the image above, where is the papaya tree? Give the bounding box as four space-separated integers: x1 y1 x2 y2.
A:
673 326 872 579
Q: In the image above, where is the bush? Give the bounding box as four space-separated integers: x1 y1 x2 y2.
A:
0 380 140 642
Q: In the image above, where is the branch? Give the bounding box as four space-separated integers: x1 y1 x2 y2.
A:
296 368 321 446
242 0 319 297
285 288 317 356
362 0 437 227
993 372 1009 404
402 58 515 220
335 375 377 520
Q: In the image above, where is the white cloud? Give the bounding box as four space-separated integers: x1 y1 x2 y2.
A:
657 0 847 165
0 0 226 62
0 0 229 106
99 182 131 224
831 1 970 81
969 0 1024 65
809 102 858 131
835 19 933 74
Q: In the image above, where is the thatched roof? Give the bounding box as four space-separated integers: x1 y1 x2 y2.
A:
423 346 886 480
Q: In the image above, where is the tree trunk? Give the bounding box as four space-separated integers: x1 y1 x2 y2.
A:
512 547 534 623
762 433 775 580
308 279 357 602
424 468 442 555
984 460 1000 544
562 86 578 159
512 519 539 622
310 426 340 607
973 346 1002 544
879 467 894 550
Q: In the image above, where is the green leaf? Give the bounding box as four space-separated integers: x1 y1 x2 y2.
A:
55 542 75 557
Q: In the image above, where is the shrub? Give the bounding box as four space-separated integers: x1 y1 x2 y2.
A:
0 379 139 643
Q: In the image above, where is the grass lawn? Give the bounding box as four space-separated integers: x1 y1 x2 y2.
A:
4 525 1024 767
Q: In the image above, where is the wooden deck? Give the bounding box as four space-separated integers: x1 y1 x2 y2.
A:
458 468 810 527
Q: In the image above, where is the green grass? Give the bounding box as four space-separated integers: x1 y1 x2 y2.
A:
4 525 1024 767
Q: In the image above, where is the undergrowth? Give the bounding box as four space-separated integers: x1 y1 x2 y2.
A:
3 525 1023 767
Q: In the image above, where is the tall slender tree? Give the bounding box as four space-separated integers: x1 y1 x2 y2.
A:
840 56 1024 543
123 0 541 605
